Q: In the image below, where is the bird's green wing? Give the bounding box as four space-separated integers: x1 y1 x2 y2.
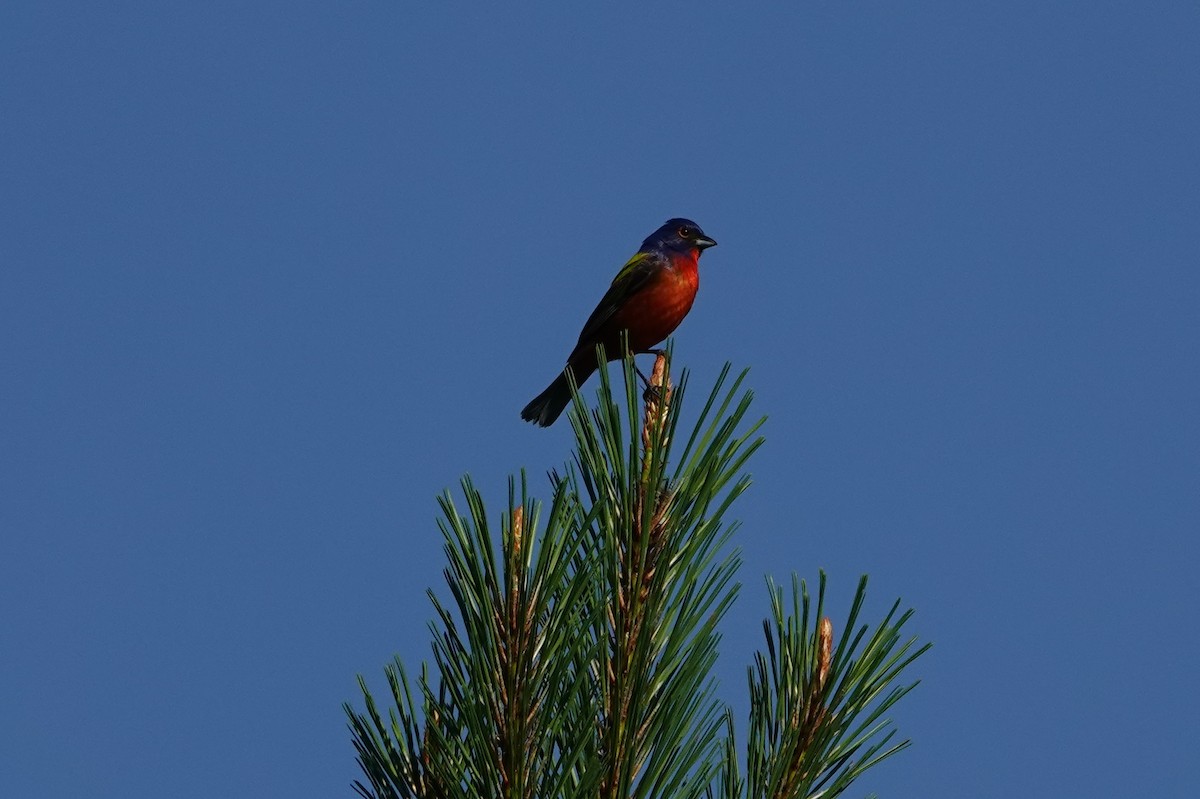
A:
573 251 661 349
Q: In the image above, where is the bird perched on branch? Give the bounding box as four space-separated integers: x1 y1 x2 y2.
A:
521 218 717 427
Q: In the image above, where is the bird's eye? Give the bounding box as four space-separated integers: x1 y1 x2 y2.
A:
678 226 694 239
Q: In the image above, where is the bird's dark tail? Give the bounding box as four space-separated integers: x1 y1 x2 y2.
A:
521 368 586 427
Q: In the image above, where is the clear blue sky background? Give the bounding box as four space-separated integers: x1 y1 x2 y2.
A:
3 2 1197 796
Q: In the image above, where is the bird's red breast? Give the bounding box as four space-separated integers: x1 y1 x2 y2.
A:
603 250 700 352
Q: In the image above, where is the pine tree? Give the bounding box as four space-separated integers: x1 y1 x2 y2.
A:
346 351 928 799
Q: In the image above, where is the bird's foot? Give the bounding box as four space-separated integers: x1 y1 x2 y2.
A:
642 383 666 404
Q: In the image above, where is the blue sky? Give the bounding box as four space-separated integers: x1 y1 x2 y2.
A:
3 2 1197 796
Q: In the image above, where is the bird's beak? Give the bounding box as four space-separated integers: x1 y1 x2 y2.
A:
695 235 717 250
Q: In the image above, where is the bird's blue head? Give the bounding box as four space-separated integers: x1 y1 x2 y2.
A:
640 218 717 255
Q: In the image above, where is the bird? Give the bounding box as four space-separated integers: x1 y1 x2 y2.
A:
521 218 717 427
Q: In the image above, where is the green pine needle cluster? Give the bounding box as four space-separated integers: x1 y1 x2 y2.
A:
346 351 928 799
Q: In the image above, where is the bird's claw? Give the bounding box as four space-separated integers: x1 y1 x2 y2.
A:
642 384 665 404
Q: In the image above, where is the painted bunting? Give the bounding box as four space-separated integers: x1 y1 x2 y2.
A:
521 218 717 427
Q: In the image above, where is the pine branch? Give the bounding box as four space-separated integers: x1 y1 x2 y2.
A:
562 350 762 799
737 574 930 799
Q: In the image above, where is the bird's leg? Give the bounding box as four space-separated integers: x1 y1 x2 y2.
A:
623 348 657 388
636 349 668 401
